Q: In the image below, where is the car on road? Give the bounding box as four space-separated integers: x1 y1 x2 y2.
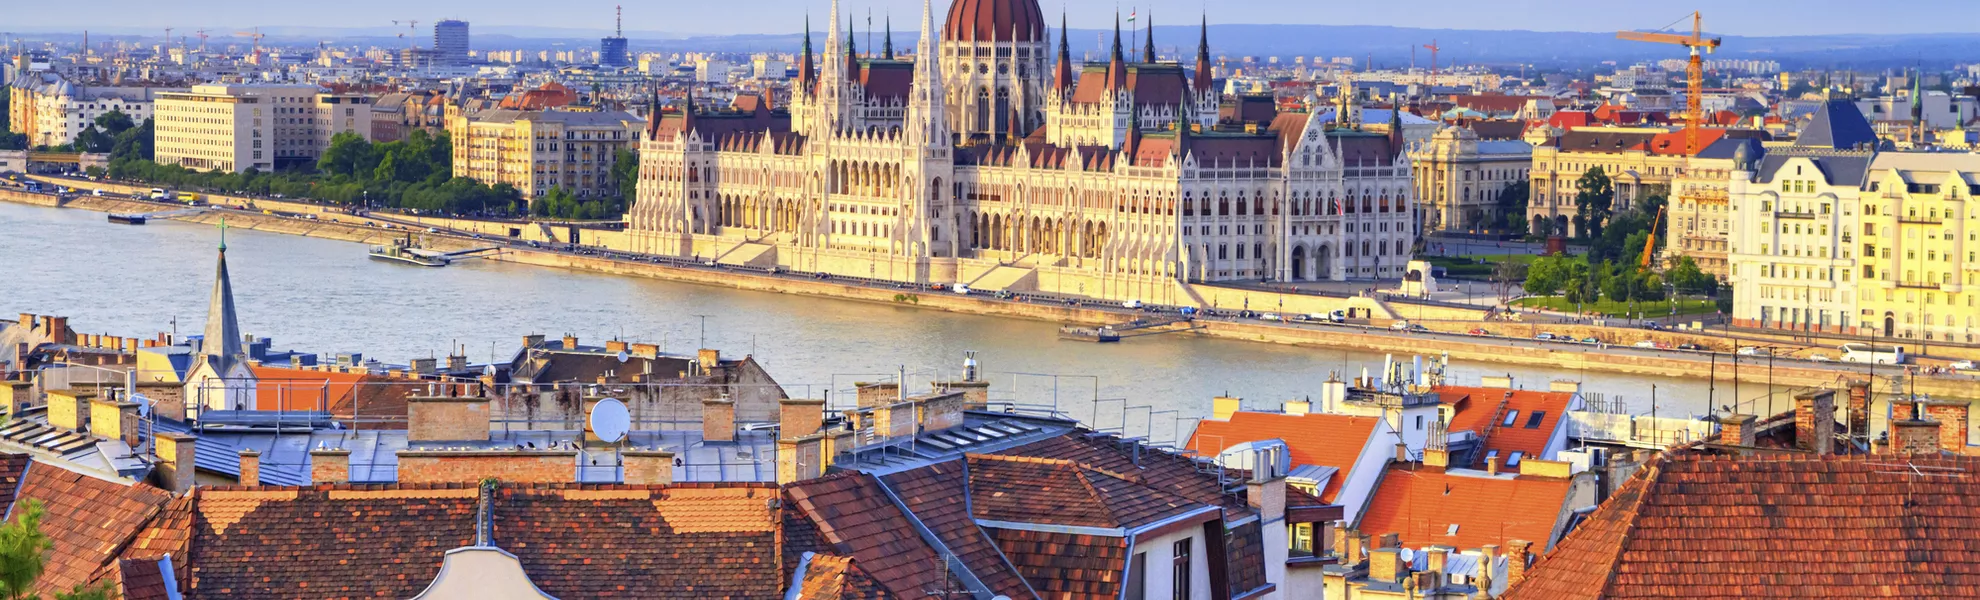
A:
1808 354 1834 362
1633 340 1658 349
1677 343 1705 351
1468 328 1491 336
1122 299 1143 309
1535 332 1558 341
1257 313 1283 322
1581 337 1601 345
1390 321 1413 331
1736 347 1770 357
1951 360 1977 371
1641 322 1665 330
952 285 971 295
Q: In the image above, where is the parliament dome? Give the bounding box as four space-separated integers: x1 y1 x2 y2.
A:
943 0 1046 43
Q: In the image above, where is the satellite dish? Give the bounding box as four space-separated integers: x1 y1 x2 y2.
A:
483 364 497 377
616 350 630 363
589 398 631 444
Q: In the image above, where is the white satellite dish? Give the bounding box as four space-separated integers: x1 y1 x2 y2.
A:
616 350 630 363
589 398 631 444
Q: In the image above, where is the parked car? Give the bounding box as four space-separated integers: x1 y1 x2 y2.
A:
1951 360 1976 371
1633 340 1659 349
1581 337 1601 344
1641 322 1665 330
1257 313 1283 322
1535 332 1558 341
1737 347 1770 357
1677 343 1705 351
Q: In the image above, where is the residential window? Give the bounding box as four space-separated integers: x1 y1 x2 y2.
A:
1501 410 1520 427
1525 411 1547 429
1127 552 1147 600
1172 539 1192 600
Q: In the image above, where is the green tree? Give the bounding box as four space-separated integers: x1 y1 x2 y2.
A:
316 131 372 178
1494 180 1530 235
611 148 639 200
92 110 134 137
1572 167 1614 241
1562 260 1598 306
108 119 153 162
1666 256 1716 295
1524 254 1571 296
0 500 112 600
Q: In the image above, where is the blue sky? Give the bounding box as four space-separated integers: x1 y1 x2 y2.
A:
13 0 1976 37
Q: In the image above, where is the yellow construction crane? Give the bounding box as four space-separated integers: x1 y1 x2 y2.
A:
1617 12 1721 154
392 20 420 49
1641 204 1666 270
234 28 265 59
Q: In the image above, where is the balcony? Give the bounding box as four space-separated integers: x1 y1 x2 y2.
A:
1774 211 1817 220
1898 216 1945 225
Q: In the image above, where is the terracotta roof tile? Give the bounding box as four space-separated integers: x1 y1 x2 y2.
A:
1188 413 1382 503
117 557 171 600
880 460 1035 599
1356 465 1573 552
13 459 172 595
1224 520 1270 596
965 454 1116 528
1000 433 1247 515
988 528 1126 599
784 472 958 599
796 554 893 600
1507 453 1980 599
1439 386 1574 471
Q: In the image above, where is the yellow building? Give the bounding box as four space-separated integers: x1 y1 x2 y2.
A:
1668 138 1771 278
154 84 372 173
1855 153 1979 344
446 107 643 200
1410 126 1532 234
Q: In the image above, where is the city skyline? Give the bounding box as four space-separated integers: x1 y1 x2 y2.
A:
9 0 1979 38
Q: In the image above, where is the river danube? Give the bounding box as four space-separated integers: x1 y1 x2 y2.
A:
2 202 1782 438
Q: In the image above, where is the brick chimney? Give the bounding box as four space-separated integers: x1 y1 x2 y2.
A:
1889 417 1942 455
523 334 545 348
1394 442 1410 463
1485 455 1500 476
562 335 579 350
918 391 966 432
1212 396 1243 421
46 316 69 345
1422 447 1449 468
1793 390 1836 455
628 343 659 359
154 432 197 494
780 398 826 437
396 449 578 484
0 382 34 418
1282 400 1310 416
1846 380 1872 437
1715 413 1757 447
605 340 629 355
46 390 93 433
238 450 262 486
1924 402 1970 453
311 447 352 484
409 397 492 442
703 397 735 443
88 398 142 446
696 348 720 374
855 382 899 408
621 450 675 485
1426 548 1449 583
1507 539 1534 585
1368 548 1403 583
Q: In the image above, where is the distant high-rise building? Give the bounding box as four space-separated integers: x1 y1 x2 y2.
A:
434 20 470 66
599 6 629 67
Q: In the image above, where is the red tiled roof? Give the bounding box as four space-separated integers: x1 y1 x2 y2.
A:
1000 433 1247 514
1506 453 1980 599
1070 66 1189 109
797 554 893 600
1356 465 1573 552
881 461 1037 599
181 483 781 599
116 558 171 600
855 61 913 104
1450 95 1545 115
1187 412 1381 503
1439 386 1573 471
784 472 958 599
988 528 1126 599
14 459 172 595
965 454 1207 530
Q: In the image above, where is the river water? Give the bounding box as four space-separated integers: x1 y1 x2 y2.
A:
2 202 1783 438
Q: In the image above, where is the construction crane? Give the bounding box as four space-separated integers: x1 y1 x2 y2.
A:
1422 39 1441 80
392 20 420 49
1617 12 1721 155
1640 204 1666 270
195 29 209 55
234 29 266 60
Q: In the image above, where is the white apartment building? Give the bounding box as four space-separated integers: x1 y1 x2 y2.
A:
6 71 180 147
153 84 373 173
1727 101 1876 334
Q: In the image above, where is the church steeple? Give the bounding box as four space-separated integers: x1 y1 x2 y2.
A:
1107 13 1126 90
883 15 894 60
1143 13 1156 63
201 218 244 376
1194 15 1214 93
798 15 817 93
1054 13 1074 94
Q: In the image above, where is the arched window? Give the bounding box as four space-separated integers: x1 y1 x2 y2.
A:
975 87 990 132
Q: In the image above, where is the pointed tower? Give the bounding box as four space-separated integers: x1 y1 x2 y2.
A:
1053 13 1074 95
1107 13 1126 90
1388 104 1405 154
1143 13 1156 64
818 0 846 131
184 219 257 413
1194 15 1214 93
798 16 817 95
906 0 949 146
883 15 894 60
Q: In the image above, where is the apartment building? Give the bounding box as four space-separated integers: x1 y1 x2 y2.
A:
1855 153 1979 343
153 84 373 173
1726 100 1876 335
1529 127 1764 237
6 71 179 147
446 106 642 199
1668 137 1767 278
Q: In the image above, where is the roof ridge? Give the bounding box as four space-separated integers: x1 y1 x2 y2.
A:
1068 466 1124 528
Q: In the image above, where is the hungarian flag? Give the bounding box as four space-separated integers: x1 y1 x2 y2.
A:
1127 10 1137 24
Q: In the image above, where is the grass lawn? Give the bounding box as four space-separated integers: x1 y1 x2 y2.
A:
1512 295 1719 318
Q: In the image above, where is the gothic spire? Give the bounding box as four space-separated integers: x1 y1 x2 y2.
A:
1194 14 1214 93
883 14 894 60
1108 12 1126 90
799 15 817 92
201 218 244 375
1143 12 1156 63
1054 12 1074 93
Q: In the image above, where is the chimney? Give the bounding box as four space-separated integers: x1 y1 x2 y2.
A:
88 398 142 446
1345 530 1367 566
1377 532 1400 550
918 391 966 432
1889 417 1942 455
16 314 30 331
1282 400 1310 415
703 397 735 443
1368 548 1403 583
1794 390 1836 455
1846 380 1873 437
777 434 833 485
46 389 93 433
1331 521 1352 561
605 340 629 355
154 433 197 493
446 353 468 372
1477 545 1500 592
1924 402 1970 453
1426 548 1449 583
1486 455 1500 476
696 348 720 374
1245 473 1285 524
408 397 492 442
1507 539 1534 586
562 335 579 350
1423 447 1449 469
1212 396 1243 421
311 447 351 484
47 316 69 345
1480 375 1513 389
238 449 262 486
621 450 675 485
0 382 34 418
1394 442 1411 463
780 398 826 437
629 343 659 359
523 334 545 348
411 358 437 376
1716 413 1757 447
855 382 899 408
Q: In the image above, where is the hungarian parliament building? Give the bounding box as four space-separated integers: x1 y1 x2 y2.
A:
627 0 1417 302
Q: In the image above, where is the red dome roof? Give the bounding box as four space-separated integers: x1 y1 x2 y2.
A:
943 0 1045 43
